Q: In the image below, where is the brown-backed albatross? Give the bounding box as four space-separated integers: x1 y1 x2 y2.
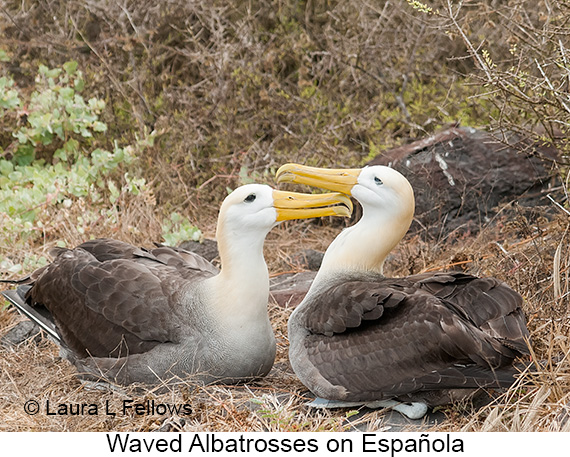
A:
1 183 352 386
276 164 531 419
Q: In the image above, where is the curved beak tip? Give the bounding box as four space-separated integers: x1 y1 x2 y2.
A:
274 163 361 195
275 171 295 184
275 164 297 183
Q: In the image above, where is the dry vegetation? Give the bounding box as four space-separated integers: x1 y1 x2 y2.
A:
1 0 570 432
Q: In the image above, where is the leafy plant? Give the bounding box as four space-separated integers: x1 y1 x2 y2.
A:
0 59 155 260
161 212 202 247
0 76 19 112
8 61 107 165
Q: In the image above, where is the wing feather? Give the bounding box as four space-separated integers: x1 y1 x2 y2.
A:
293 271 530 401
21 239 218 358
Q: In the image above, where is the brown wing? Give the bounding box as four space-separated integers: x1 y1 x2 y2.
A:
25 239 218 358
76 238 219 277
294 272 530 401
147 244 220 278
65 238 147 261
415 272 529 353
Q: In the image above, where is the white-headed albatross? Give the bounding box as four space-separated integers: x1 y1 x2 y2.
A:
1 184 352 386
276 164 530 419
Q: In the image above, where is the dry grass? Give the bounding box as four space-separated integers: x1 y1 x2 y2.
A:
2 0 570 433
0 0 503 223
2 199 570 432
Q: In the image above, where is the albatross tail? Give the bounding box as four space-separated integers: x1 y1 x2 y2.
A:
2 288 61 342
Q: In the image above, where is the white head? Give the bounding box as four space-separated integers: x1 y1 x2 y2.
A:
207 184 351 371
217 184 281 238
215 183 352 274
276 164 415 274
217 183 352 235
351 166 414 224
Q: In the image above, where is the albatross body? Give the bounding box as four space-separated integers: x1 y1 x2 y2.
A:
2 184 351 385
276 164 530 418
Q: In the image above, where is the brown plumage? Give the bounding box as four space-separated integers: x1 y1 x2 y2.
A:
276 164 531 417
22 239 217 359
2 184 352 385
293 271 528 401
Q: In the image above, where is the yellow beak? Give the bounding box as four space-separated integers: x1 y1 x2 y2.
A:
276 164 361 195
273 190 353 222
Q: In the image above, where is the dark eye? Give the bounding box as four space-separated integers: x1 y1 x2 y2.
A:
244 193 256 203
374 176 383 185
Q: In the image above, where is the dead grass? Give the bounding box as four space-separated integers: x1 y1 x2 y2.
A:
0 0 503 224
2 199 570 432
2 0 570 433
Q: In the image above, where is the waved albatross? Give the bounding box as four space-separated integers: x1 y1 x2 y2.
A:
1 184 352 386
276 164 530 419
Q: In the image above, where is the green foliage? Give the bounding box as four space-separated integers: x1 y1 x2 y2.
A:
0 253 48 277
406 0 433 14
10 61 105 165
161 212 202 247
0 76 19 112
0 59 154 252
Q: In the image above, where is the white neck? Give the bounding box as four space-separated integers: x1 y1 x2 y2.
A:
314 204 411 283
206 224 271 329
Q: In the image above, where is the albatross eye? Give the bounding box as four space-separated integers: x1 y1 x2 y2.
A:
374 176 383 185
244 193 256 203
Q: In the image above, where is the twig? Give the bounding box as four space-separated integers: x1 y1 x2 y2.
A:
535 58 570 114
67 13 143 123
0 4 29 39
422 259 474 273
445 0 493 83
554 241 562 300
560 39 570 94
546 194 570 217
197 174 235 190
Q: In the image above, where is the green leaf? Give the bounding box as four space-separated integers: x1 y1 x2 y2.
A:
74 76 85 92
0 76 20 110
63 138 79 159
0 159 14 176
162 212 202 246
59 87 74 100
15 144 35 165
44 67 62 79
108 180 120 204
63 60 78 75
79 126 93 138
92 121 107 132
54 147 67 161
87 98 106 112
0 88 20 110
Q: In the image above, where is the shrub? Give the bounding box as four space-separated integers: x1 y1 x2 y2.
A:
0 59 156 271
412 0 570 158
